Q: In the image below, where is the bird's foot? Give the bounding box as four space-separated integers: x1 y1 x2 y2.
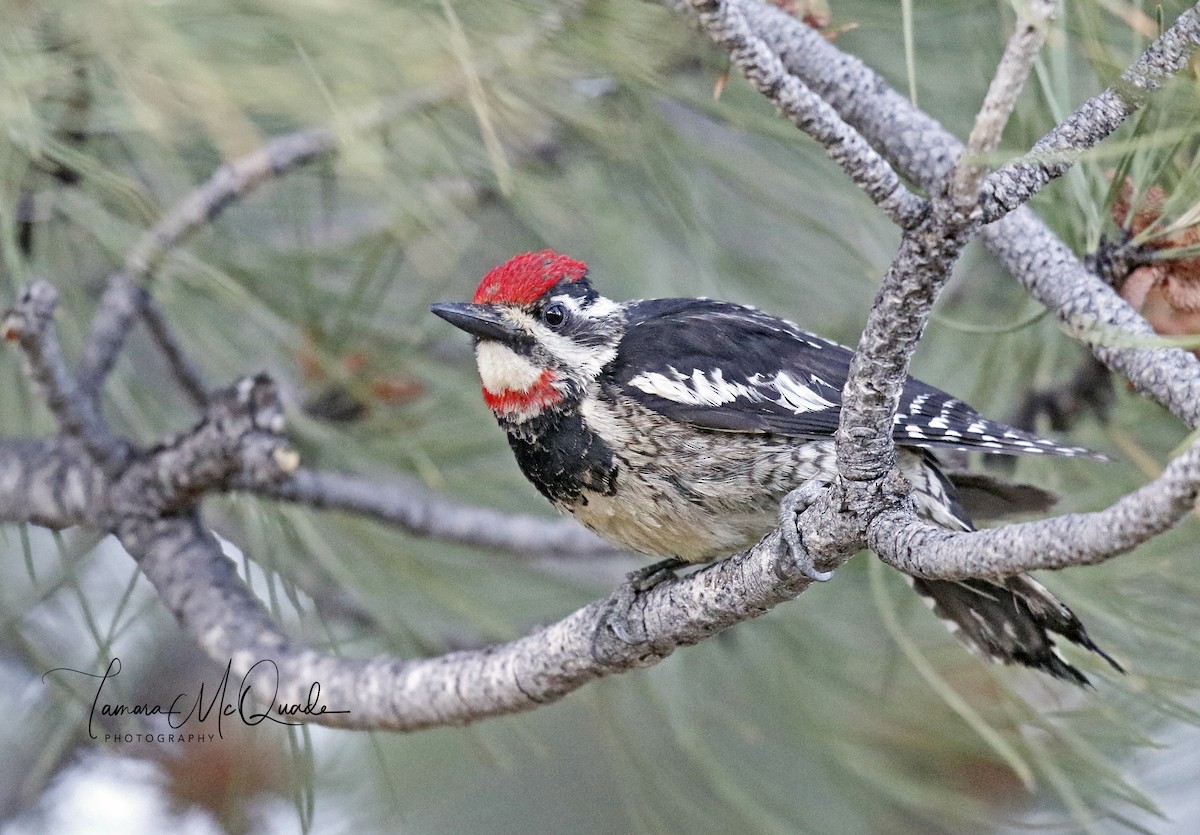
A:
606 557 688 645
778 479 835 582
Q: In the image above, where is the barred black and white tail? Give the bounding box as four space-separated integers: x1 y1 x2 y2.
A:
906 575 1122 685
903 461 1121 685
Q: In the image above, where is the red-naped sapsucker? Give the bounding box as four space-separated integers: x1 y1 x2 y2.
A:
432 251 1120 685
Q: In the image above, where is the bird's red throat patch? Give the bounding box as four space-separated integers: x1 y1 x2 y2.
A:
473 250 587 305
474 340 564 419
481 368 562 418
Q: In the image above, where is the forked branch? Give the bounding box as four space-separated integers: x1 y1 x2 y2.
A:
4 0 1200 733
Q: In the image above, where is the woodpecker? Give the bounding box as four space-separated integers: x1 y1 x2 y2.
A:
431 250 1121 685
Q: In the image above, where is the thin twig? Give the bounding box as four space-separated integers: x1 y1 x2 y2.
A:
978 4 1200 221
686 0 927 229
75 129 338 402
241 468 621 559
951 0 1056 205
138 289 210 409
74 86 459 404
2 283 126 464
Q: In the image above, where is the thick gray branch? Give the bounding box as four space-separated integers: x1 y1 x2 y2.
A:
109 376 296 522
985 221 1200 427
0 416 833 732
0 439 105 528
870 437 1200 578
835 217 972 483
115 509 820 731
0 376 295 529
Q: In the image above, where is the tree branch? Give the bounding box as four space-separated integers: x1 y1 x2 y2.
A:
0 1 1196 736
978 4 1200 221
685 0 927 228
3 283 127 464
672 0 1200 583
818 210 984 570
74 128 342 402
984 217 1200 427
951 0 1056 205
115 509 823 731
241 467 621 559
0 429 824 730
0 439 104 528
106 375 298 523
870 436 1200 578
684 0 1200 428
73 84 461 404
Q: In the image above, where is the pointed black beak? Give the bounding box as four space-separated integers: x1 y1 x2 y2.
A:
430 302 519 342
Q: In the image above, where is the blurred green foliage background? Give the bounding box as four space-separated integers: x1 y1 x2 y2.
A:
1 0 1199 832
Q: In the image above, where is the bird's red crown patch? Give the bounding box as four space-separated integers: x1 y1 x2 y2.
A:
473 250 587 305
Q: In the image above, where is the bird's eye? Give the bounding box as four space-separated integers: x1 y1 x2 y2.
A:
542 302 567 329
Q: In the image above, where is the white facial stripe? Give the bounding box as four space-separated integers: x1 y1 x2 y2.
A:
475 341 545 393
533 324 616 379
556 293 621 320
580 295 621 318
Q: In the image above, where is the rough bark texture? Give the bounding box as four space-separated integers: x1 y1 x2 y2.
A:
2 0 1199 731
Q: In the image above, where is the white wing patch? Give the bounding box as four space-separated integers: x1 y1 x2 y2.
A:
629 367 835 415
628 367 760 407
769 371 836 413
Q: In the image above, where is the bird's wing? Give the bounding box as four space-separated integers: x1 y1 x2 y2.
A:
608 299 1099 458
